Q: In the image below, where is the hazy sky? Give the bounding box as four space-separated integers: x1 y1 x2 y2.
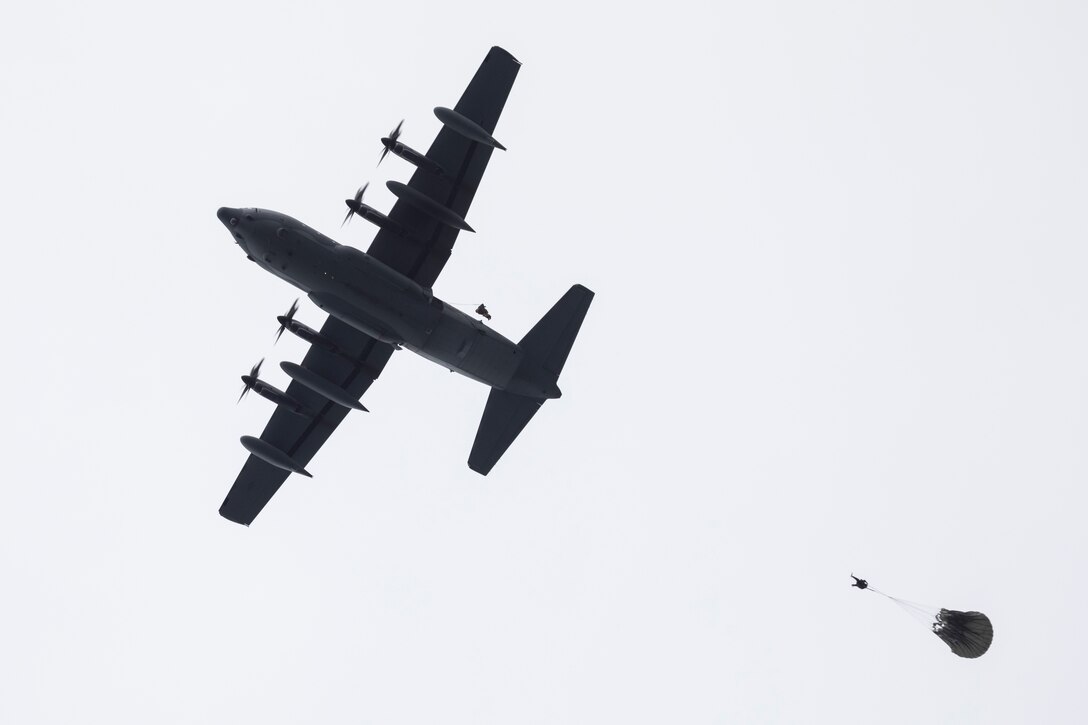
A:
3 1 1087 723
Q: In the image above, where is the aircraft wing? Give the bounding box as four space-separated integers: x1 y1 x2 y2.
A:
366 46 520 287
219 317 394 525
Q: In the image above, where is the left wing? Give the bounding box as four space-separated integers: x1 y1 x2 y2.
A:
219 317 394 525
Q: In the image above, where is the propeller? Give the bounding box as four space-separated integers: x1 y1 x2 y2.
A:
275 298 300 343
378 119 404 166
238 358 264 403
341 182 369 227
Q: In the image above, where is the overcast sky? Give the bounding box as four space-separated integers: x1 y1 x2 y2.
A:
2 1 1087 723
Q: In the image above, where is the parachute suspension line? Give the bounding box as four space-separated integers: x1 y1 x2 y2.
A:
444 300 492 321
868 587 939 627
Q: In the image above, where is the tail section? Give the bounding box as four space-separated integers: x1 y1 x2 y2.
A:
468 284 594 474
468 389 544 475
518 283 595 384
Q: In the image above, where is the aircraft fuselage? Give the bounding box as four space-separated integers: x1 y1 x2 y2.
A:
218 207 559 399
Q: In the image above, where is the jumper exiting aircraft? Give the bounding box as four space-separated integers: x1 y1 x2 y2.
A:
217 47 594 526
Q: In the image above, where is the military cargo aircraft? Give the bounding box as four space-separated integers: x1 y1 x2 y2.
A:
218 47 594 526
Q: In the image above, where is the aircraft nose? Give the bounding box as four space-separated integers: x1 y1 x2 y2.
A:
217 207 239 226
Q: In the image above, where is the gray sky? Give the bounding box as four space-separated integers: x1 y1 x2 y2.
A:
2 1 1087 722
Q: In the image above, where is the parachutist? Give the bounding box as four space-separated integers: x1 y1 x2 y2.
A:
475 304 492 321
851 574 868 589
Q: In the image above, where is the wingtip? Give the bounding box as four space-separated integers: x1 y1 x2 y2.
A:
468 459 493 476
571 283 596 300
490 46 521 66
219 506 253 527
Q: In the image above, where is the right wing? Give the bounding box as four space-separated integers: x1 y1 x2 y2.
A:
366 46 521 288
219 317 394 525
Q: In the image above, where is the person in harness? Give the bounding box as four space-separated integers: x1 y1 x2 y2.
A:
851 574 868 589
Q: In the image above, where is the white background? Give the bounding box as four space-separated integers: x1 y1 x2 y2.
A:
2 1 1086 722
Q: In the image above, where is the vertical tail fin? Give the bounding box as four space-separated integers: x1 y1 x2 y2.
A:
517 284 595 381
467 284 594 474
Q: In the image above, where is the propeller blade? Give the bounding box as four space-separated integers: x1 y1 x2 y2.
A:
275 301 298 343
390 119 403 141
238 358 263 403
378 145 390 166
344 183 369 225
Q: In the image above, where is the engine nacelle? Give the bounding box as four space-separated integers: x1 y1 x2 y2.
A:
389 141 450 178
345 199 409 236
245 379 308 416
281 318 340 354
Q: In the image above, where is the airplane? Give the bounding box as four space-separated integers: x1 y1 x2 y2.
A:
217 47 594 526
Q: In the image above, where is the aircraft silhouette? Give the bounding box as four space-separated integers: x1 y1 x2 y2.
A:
218 47 593 525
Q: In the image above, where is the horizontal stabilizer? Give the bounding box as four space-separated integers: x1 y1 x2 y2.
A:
468 389 543 475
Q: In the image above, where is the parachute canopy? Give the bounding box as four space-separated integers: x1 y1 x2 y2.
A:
933 609 994 659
